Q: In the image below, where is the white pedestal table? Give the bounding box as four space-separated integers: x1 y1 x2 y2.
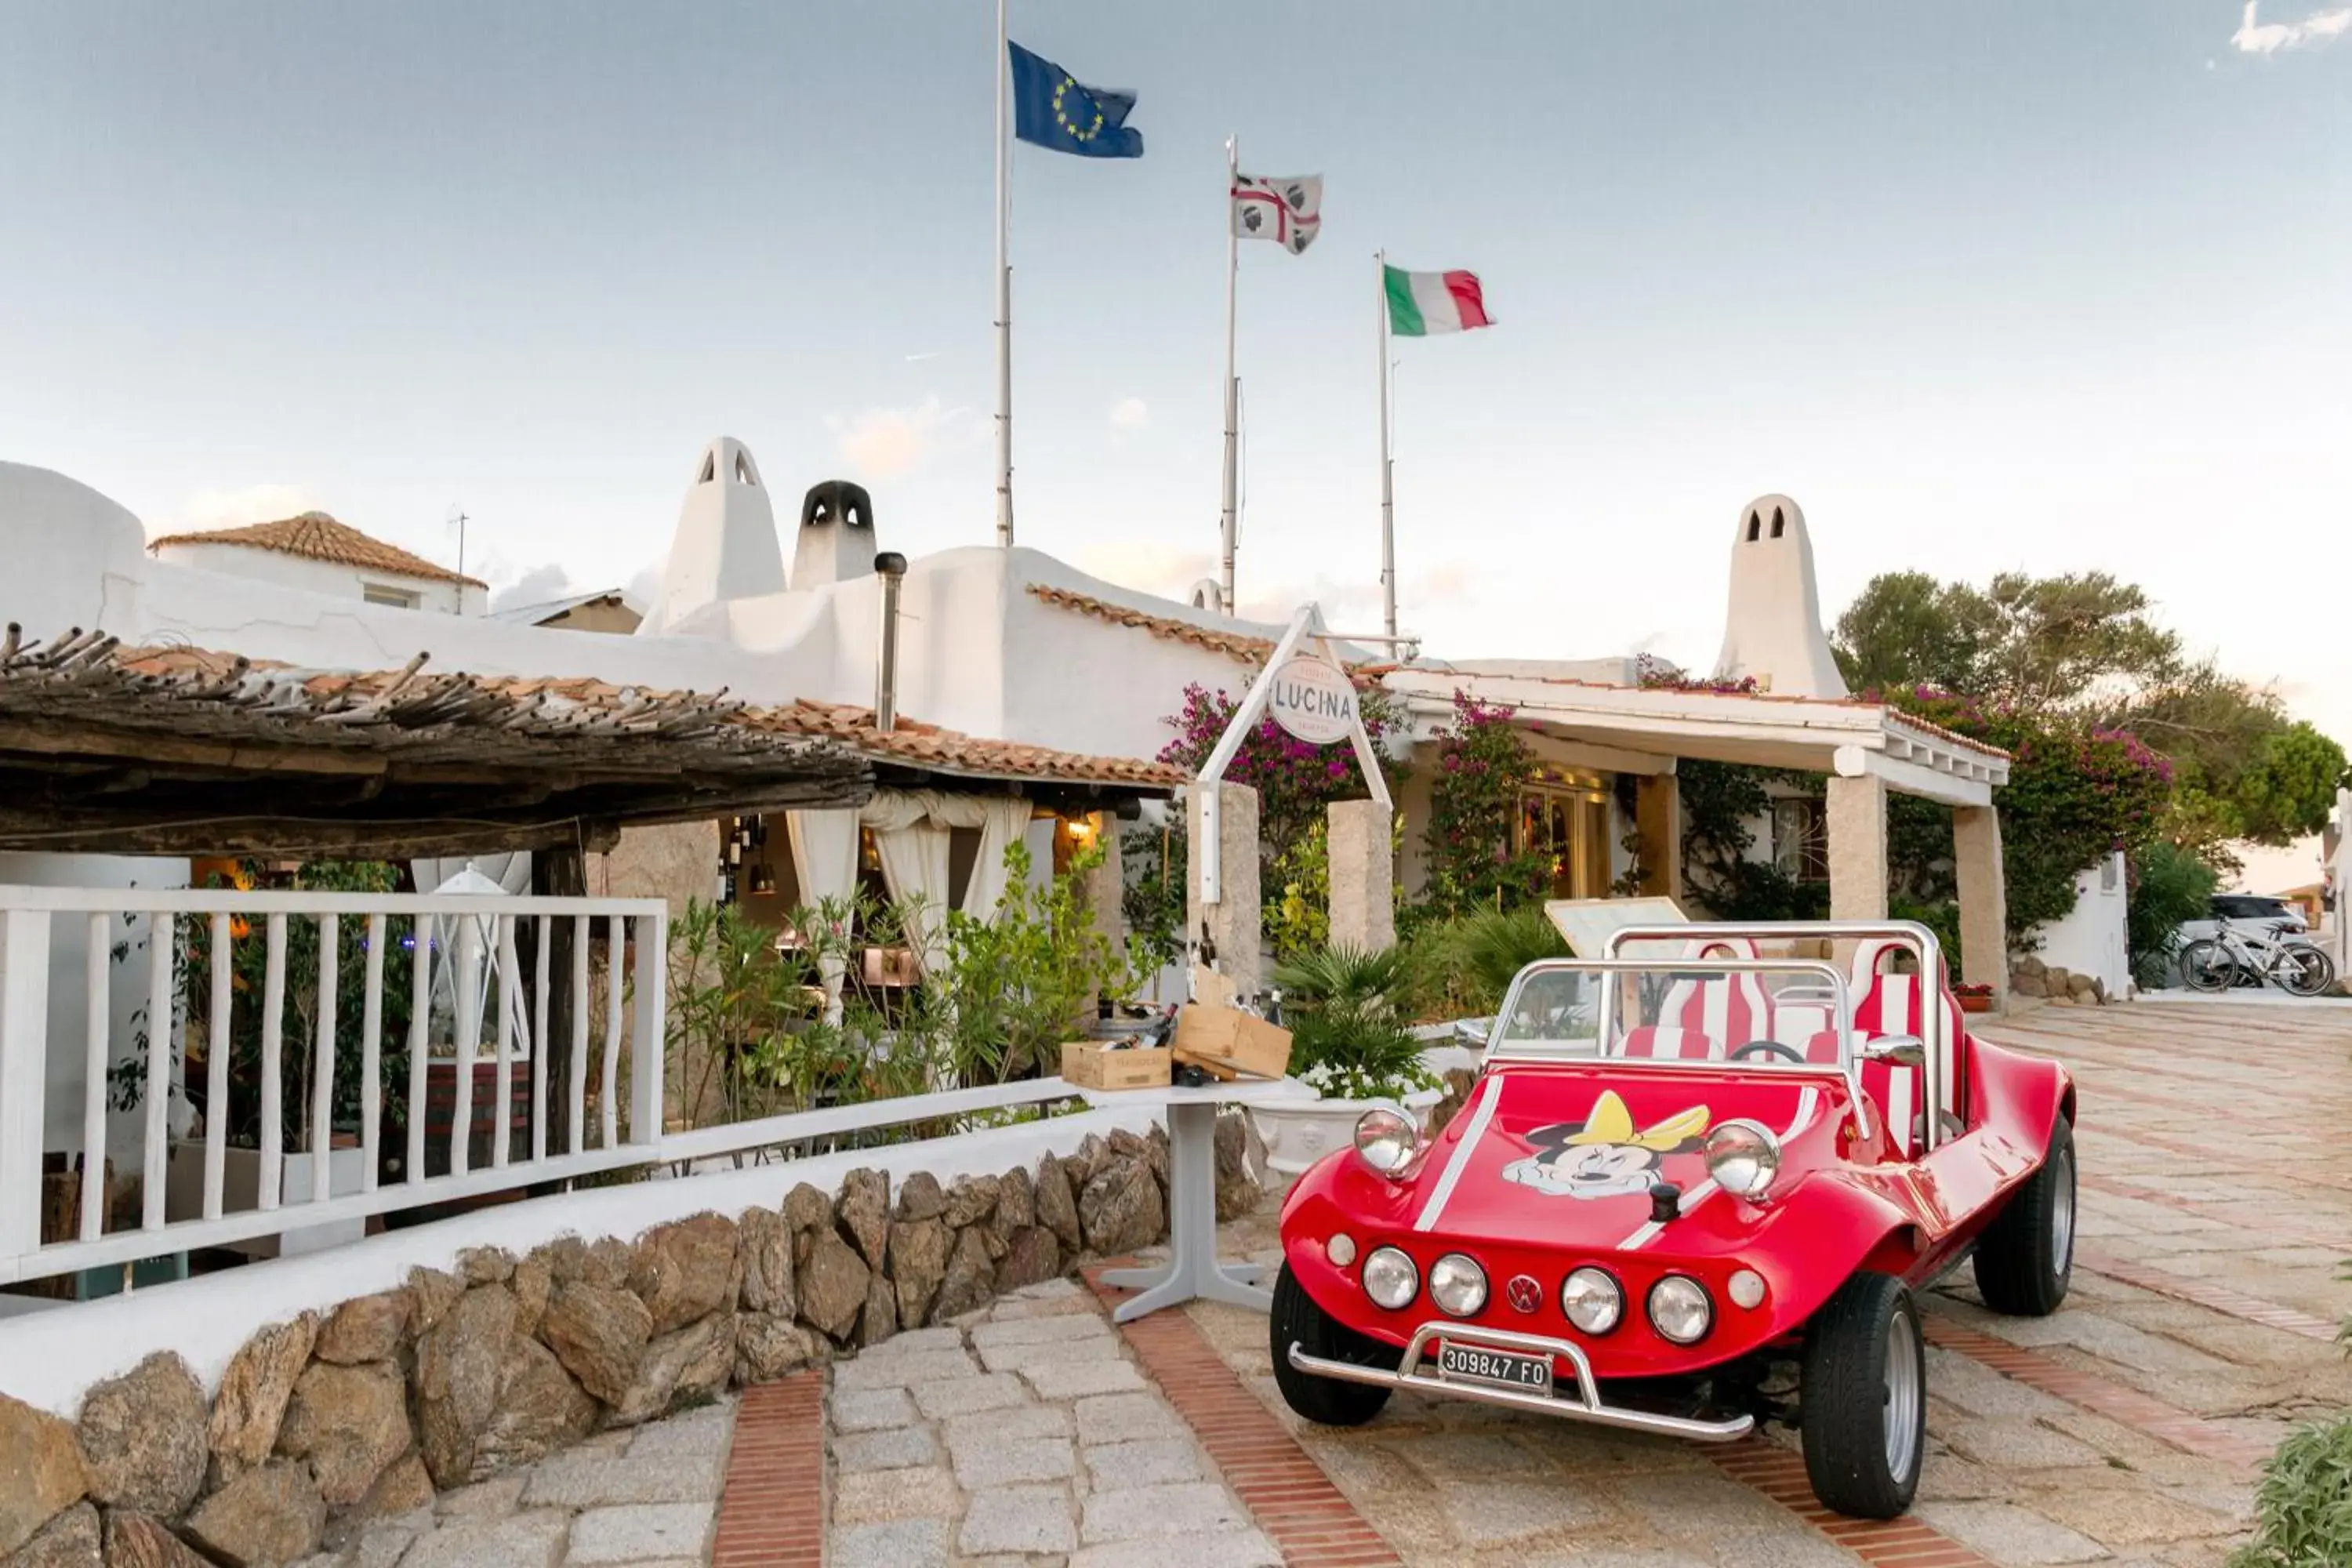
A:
1082 1076 1316 1324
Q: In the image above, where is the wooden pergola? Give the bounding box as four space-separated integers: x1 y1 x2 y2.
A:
0 627 877 859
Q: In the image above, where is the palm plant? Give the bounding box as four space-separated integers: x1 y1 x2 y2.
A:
1408 907 1569 1019
1272 944 1434 1103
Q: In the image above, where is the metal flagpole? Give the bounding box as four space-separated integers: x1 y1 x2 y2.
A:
1218 136 1240 615
1377 249 1397 638
993 0 1014 546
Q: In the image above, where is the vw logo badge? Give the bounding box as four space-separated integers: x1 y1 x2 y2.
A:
1505 1275 1541 1314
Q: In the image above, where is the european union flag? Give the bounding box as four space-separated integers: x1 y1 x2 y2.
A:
1008 41 1144 159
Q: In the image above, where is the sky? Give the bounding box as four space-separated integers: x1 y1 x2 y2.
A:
2 1 2347 753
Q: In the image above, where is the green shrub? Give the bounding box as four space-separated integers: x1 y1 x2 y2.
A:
1407 908 1569 1019
1272 945 1434 1102
2127 840 2220 989
2230 1414 2352 1568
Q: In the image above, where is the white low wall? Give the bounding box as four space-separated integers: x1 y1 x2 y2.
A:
0 1103 1160 1418
2029 851 2130 997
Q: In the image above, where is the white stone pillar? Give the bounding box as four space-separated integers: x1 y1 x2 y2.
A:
1327 799 1396 953
1186 783 1262 1002
1952 805 2008 1007
1826 774 1890 923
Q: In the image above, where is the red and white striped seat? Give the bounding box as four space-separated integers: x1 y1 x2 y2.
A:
1850 938 1969 1151
1632 938 1773 1061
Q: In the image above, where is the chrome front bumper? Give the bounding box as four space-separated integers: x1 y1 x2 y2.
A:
1287 1321 1755 1442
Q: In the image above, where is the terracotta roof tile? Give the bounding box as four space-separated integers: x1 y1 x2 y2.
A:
1026 583 1275 666
150 512 488 590
746 699 1187 788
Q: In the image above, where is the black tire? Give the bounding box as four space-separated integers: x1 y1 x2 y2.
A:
2178 939 2234 993
1799 1272 1927 1520
2279 946 2336 998
1269 1262 1397 1427
1973 1116 2075 1317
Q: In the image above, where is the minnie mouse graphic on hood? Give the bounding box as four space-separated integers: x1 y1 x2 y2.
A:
1501 1091 1711 1200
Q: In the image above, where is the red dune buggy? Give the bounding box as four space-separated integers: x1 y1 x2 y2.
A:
1271 921 2075 1519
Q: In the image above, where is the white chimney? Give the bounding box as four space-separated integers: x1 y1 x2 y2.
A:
637 437 786 637
1710 494 1849 698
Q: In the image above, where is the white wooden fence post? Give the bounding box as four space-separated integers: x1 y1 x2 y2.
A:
629 913 666 1147
0 909 53 1264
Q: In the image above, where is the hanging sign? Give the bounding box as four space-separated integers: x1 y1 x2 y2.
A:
1267 655 1356 745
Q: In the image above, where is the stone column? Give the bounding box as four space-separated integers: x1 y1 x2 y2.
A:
1080 813 1124 967
1185 782 1261 1002
1952 804 2008 1007
1634 772 1684 904
1825 773 1890 922
1327 799 1396 953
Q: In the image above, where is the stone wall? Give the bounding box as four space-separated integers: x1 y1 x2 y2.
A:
0 1120 1264 1568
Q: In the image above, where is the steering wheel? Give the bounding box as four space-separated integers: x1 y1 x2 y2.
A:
1729 1040 1804 1064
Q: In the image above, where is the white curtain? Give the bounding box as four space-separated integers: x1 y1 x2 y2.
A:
786 809 862 1021
963 796 1037 924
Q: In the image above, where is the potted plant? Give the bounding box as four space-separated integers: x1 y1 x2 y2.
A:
158 861 416 1254
1252 945 1439 1175
1954 981 1996 1014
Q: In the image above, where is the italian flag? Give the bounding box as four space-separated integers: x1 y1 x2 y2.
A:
1384 264 1490 336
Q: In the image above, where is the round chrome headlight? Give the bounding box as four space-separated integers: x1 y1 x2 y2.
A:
1559 1267 1624 1334
1647 1275 1714 1345
1362 1246 1419 1311
1353 1107 1422 1177
1704 1120 1782 1201
1428 1254 1488 1318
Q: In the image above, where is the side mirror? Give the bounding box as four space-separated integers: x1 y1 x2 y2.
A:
1860 1034 1926 1068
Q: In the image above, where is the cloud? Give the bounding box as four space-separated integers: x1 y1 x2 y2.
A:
1076 539 1218 600
489 561 572 612
1109 397 1149 431
827 396 969 478
2231 1 2350 53
151 482 318 537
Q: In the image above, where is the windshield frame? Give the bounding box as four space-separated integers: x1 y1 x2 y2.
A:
1488 956 1854 1071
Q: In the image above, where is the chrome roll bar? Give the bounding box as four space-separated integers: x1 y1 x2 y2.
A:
1600 920 1950 1152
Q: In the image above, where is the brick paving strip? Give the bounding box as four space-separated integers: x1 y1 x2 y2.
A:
1711 1442 1997 1567
710 1373 825 1568
2084 1171 2352 1253
2076 1243 2345 1343
1922 1313 2276 1467
1088 1264 1406 1567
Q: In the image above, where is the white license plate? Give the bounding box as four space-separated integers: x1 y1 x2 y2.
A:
1436 1341 1553 1394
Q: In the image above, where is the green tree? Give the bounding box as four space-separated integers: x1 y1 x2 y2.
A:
1835 569 2178 711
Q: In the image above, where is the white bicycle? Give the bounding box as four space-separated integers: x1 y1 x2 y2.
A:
2178 917 2336 997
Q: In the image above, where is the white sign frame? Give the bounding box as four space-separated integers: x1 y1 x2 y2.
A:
1195 603 1392 905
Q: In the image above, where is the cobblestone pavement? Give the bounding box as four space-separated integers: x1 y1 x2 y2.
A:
299 1397 739 1568
1181 1000 2352 1567
821 1277 1283 1568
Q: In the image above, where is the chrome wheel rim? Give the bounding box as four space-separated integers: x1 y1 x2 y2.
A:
1884 1307 1922 1483
2051 1145 2075 1274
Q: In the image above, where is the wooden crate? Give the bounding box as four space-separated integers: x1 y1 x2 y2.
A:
1061 1040 1173 1091
1172 1004 1293 1080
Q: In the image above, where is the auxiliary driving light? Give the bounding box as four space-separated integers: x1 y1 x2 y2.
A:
1728 1268 1767 1309
1647 1275 1714 1345
1352 1108 1424 1178
1363 1246 1419 1310
1703 1120 1782 1201
1428 1254 1488 1317
1559 1267 1624 1334
1326 1233 1359 1268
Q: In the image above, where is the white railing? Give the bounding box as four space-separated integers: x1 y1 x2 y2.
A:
0 887 667 1287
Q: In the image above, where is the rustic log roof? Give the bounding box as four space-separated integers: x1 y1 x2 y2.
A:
0 626 1177 858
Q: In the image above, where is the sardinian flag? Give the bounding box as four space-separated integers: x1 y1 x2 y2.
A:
1232 172 1322 254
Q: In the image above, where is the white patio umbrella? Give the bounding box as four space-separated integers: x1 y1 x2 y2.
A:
421 865 532 1056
